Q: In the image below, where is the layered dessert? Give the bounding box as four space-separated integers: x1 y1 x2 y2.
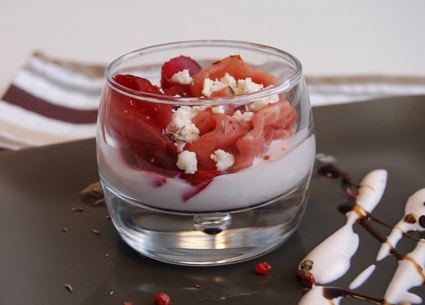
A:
97 54 315 212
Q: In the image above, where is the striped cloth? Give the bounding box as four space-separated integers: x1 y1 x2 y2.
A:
1 52 425 152
0 52 104 152
306 75 425 106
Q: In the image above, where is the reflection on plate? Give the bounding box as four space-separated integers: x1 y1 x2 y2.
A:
0 95 424 304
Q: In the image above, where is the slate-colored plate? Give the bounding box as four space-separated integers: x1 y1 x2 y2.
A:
0 95 424 305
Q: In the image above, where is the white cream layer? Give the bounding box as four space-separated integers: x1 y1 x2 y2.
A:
98 130 315 212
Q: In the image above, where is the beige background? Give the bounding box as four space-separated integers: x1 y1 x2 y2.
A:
1 0 425 94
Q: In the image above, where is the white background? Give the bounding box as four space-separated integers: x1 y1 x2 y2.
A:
1 0 425 94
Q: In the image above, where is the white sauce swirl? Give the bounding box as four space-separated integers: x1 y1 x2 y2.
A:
298 170 425 305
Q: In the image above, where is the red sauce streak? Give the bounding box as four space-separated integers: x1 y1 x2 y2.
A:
182 180 212 202
145 172 167 187
262 155 271 161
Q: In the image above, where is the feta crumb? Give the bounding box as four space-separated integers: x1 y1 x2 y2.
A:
171 69 192 85
202 73 237 98
167 106 201 144
220 73 237 87
201 73 279 111
232 110 254 124
249 91 280 111
210 149 235 171
192 105 210 112
212 105 225 114
202 78 228 97
234 77 263 94
177 150 197 174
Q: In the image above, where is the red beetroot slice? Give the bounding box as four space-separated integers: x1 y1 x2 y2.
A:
114 74 162 95
161 56 202 89
113 74 172 130
110 74 178 175
163 84 192 97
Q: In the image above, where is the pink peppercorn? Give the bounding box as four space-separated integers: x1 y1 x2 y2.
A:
154 292 171 305
255 262 272 275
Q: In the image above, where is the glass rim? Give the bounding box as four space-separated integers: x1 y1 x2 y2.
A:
105 39 304 106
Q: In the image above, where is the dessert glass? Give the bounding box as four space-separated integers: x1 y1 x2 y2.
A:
96 40 315 266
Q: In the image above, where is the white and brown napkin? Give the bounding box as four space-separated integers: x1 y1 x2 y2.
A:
306 75 425 106
1 52 425 152
0 52 104 152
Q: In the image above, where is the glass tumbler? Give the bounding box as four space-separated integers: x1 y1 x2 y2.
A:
96 40 315 266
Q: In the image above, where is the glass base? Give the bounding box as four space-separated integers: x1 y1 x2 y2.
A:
102 179 310 266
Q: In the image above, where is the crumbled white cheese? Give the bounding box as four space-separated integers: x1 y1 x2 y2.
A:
167 106 201 144
234 77 263 94
212 105 225 114
234 78 279 111
232 110 254 124
177 150 197 174
202 78 228 98
171 69 192 85
201 73 237 97
248 91 280 111
210 149 235 171
201 73 279 111
220 73 237 87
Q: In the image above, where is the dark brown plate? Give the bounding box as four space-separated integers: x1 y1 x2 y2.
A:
0 95 424 304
